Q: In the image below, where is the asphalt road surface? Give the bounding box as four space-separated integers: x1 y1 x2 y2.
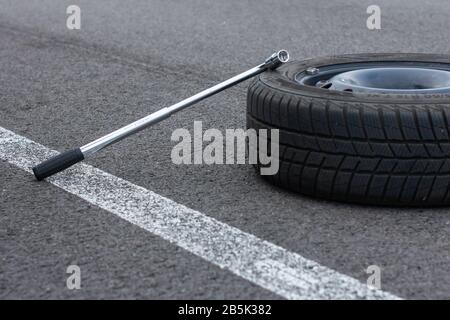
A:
0 0 449 299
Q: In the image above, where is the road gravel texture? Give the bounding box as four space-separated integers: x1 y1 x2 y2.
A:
0 0 449 299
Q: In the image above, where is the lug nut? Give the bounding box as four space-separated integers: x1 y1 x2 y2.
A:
306 67 319 75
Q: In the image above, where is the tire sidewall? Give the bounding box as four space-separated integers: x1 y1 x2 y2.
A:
260 53 450 104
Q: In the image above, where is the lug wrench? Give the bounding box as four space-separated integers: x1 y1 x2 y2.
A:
32 50 289 180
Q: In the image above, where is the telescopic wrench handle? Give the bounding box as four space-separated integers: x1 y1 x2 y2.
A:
32 50 290 180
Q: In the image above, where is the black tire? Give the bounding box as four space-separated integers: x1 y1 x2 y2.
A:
246 53 450 206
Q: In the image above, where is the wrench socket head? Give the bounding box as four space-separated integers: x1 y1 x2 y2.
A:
265 50 290 69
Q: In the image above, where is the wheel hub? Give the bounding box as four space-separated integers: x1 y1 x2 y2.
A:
296 62 450 94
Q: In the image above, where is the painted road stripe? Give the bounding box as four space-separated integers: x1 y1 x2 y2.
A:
0 126 400 299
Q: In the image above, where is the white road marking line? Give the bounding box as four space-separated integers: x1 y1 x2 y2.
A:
0 126 400 300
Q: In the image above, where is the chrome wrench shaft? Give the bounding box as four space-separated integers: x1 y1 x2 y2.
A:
32 50 289 180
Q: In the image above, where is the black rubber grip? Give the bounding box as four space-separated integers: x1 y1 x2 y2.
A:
32 148 85 181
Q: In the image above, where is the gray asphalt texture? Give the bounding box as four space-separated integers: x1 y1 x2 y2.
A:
0 0 449 299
